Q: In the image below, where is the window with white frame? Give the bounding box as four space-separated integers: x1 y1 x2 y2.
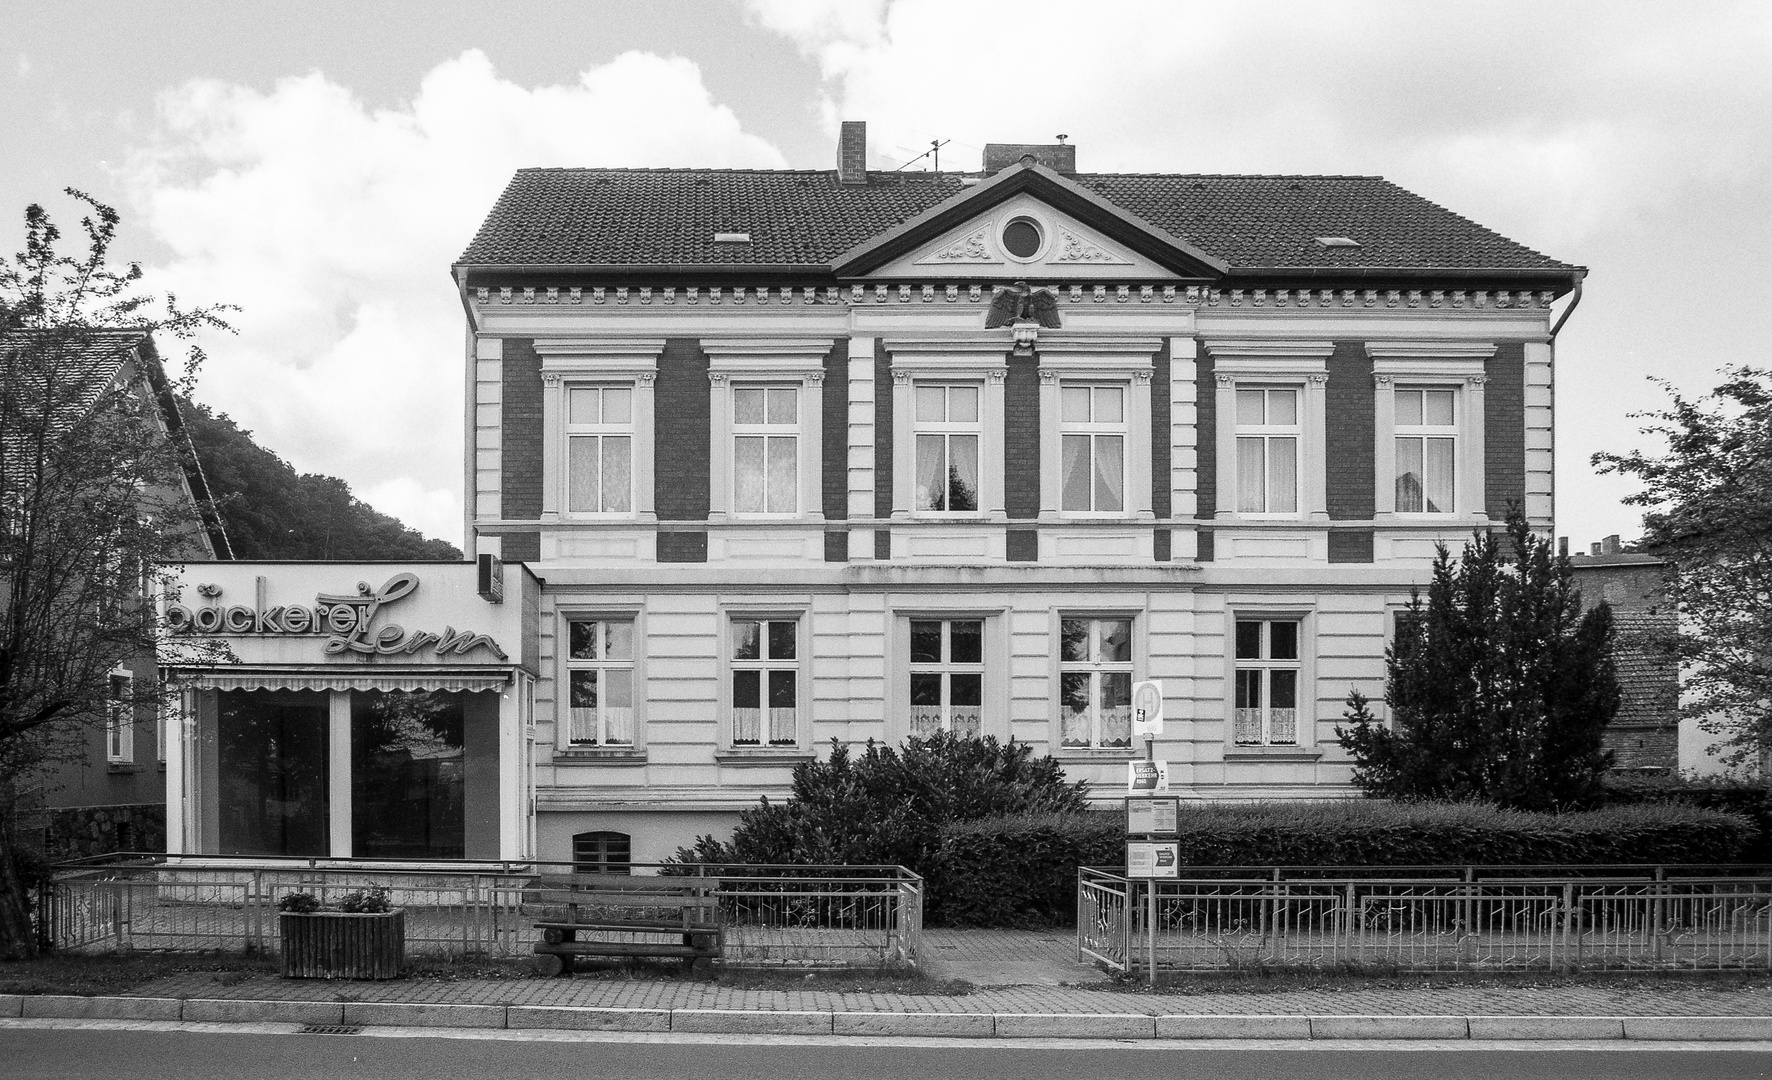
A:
914 384 980 513
731 618 798 746
909 619 983 738
1234 387 1300 515
1394 387 1457 514
1059 617 1133 748
1059 384 1125 512
106 670 133 763
732 385 799 515
1233 619 1300 746
566 385 634 514
566 619 634 745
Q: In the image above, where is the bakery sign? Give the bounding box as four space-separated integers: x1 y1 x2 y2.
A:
165 573 508 661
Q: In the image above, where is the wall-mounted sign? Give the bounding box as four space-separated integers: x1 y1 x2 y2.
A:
1131 679 1164 738
1127 842 1179 879
165 573 508 661
1127 759 1169 792
1126 797 1180 836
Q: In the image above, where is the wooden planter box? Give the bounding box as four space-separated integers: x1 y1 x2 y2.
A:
279 910 405 980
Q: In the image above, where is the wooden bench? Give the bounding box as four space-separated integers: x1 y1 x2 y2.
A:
520 873 724 976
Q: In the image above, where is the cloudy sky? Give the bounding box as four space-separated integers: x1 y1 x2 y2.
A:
5 0 1768 547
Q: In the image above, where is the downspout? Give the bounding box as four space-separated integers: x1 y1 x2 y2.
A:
1546 271 1585 538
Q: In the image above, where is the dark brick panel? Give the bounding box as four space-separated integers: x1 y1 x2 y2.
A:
656 338 711 521
1327 529 1375 563
1325 341 1375 520
822 339 848 520
500 338 543 519
874 528 891 560
824 530 848 562
656 531 708 563
502 531 540 563
874 338 893 521
1152 527 1171 562
1006 529 1038 562
1151 340 1171 519
1005 353 1040 519
1195 529 1214 562
1195 351 1216 519
1485 342 1527 520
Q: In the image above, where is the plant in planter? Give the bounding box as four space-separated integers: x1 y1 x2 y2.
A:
278 888 404 980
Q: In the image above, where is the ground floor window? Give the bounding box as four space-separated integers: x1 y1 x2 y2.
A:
1059 618 1133 749
351 690 465 860
1234 619 1300 745
731 617 798 747
573 830 631 875
217 691 330 857
909 619 983 739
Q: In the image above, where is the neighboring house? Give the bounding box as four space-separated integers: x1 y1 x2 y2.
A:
1567 535 1678 773
1 330 229 858
441 126 1585 866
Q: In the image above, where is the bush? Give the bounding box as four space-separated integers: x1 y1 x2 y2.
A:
277 892 320 914
930 801 1756 927
1605 773 1772 862
671 733 1089 876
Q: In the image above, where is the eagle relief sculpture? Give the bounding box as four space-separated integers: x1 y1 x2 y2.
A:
983 281 1061 355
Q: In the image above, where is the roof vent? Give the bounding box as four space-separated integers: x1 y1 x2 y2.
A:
1313 236 1361 248
713 232 751 243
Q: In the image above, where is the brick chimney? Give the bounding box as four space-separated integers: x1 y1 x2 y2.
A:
838 121 867 186
1601 534 1622 555
983 141 1077 175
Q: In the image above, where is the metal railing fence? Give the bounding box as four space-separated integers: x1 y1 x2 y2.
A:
1080 865 1772 975
42 854 921 970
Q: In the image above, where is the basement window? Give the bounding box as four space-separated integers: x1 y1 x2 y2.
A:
1313 236 1361 248
713 232 752 243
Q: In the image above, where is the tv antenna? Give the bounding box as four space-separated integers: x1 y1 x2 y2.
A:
894 138 951 176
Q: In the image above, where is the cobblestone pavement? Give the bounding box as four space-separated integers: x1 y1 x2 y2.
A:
119 926 1772 1019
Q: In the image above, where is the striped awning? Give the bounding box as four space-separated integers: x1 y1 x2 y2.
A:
172 670 512 694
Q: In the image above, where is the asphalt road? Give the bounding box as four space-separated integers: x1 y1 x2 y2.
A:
5 1027 1772 1080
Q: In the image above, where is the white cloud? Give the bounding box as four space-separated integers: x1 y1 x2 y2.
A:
123 49 786 545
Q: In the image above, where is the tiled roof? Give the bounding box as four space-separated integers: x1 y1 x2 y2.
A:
0 329 144 437
458 168 1577 275
1610 609 1679 727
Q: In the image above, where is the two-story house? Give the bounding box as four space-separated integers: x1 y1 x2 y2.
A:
446 125 1581 867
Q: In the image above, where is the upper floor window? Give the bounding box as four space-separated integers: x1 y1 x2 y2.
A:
1060 385 1125 512
732 385 798 515
731 618 798 746
1234 619 1299 746
910 619 983 738
1394 388 1456 514
566 385 633 514
1059 617 1133 748
914 384 980 513
106 670 133 763
566 619 634 746
1235 387 1299 515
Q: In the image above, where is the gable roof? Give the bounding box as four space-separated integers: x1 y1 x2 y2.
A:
457 162 1581 287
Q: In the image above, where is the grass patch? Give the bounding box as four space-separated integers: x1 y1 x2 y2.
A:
0 952 278 997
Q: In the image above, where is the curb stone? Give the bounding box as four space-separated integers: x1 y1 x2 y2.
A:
671 1009 833 1035
1311 1015 1471 1040
1467 1016 1625 1041
21 996 182 1022
343 1002 507 1029
0 995 22 1019
831 1012 995 1038
994 1013 1156 1040
507 1006 671 1032
1157 1015 1311 1040
183 999 342 1026
1625 1017 1772 1041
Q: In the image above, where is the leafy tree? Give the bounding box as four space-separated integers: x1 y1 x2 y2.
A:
1594 367 1772 770
179 399 460 560
672 732 1090 874
0 192 231 957
1336 513 1619 810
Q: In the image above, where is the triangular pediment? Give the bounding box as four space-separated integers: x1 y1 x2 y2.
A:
868 193 1178 280
832 161 1225 282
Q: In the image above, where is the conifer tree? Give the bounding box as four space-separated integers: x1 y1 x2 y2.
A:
1337 513 1619 810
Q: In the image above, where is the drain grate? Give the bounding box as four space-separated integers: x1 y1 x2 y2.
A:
298 1024 364 1036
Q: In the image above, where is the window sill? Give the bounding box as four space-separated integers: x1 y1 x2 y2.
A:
1224 746 1323 762
554 748 648 765
1052 749 1137 763
106 763 141 774
716 749 813 765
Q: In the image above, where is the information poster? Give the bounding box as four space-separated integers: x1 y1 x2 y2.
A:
1126 759 1170 792
1126 797 1180 836
1126 841 1180 879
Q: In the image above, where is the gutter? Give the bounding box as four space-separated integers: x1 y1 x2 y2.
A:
1549 270 1585 339
1545 268 1586 539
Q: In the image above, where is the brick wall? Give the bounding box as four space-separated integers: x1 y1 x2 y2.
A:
1195 351 1216 518
1005 353 1040 518
501 338 543 519
1486 342 1526 519
656 338 711 521
657 531 708 563
1150 340 1171 518
822 339 848 520
1327 530 1374 563
502 532 540 562
1325 341 1375 520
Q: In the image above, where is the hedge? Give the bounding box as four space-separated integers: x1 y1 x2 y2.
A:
1604 774 1772 862
929 800 1755 928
